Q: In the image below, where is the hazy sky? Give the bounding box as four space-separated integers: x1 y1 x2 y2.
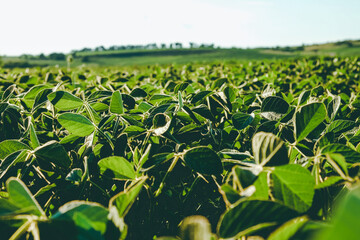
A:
1 0 359 55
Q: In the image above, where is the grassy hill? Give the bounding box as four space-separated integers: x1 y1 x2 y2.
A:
2 40 360 68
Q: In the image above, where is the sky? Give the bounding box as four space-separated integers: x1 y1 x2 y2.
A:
0 0 359 56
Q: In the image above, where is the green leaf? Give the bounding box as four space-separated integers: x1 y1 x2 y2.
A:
232 112 254 130
52 201 108 235
183 147 223 175
33 88 52 109
315 176 343 189
0 140 30 159
28 122 40 149
66 168 83 183
217 199 299 239
34 140 72 168
295 102 326 142
124 125 146 137
191 91 212 104
152 113 171 136
48 91 83 111
327 96 341 121
142 152 175 171
252 132 289 166
298 90 311 105
109 177 146 217
0 150 29 179
130 88 147 98
321 144 360 163
234 166 259 189
251 172 269 200
110 91 124 114
149 94 172 104
98 156 135 180
271 164 315 213
58 113 95 137
326 120 356 137
6 177 45 216
325 153 349 177
261 96 289 114
268 216 308 240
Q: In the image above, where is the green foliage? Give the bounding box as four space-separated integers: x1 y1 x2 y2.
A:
0 56 360 239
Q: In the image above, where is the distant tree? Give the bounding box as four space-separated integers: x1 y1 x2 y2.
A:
161 43 166 49
79 48 92 52
175 42 183 48
95 46 106 51
39 53 47 60
48 53 66 60
0 56 3 67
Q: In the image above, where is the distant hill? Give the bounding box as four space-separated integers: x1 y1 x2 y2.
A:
2 40 360 68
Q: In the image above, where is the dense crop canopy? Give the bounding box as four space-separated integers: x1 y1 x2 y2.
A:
0 56 360 239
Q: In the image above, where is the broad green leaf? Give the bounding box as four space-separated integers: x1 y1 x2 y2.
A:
58 113 95 137
321 144 360 163
52 201 108 234
268 216 308 240
327 96 341 121
252 132 289 166
179 215 212 240
110 91 124 114
0 198 21 216
124 125 146 137
149 94 172 104
232 112 254 130
0 140 30 159
109 177 146 217
221 184 241 204
142 152 175 170
326 120 356 137
34 140 71 168
271 164 315 212
28 122 40 149
24 84 49 100
48 91 83 111
251 172 269 200
33 88 52 109
298 90 311 105
325 153 348 177
217 199 298 239
183 147 223 175
234 166 259 189
0 102 8 114
130 88 147 98
315 176 343 189
174 82 189 93
66 168 83 183
0 150 29 179
224 86 236 103
295 102 326 142
138 101 152 112
191 91 212 104
98 156 135 180
6 177 45 216
261 96 289 114
152 113 171 136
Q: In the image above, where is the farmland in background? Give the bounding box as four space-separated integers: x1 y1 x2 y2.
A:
2 39 360 68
